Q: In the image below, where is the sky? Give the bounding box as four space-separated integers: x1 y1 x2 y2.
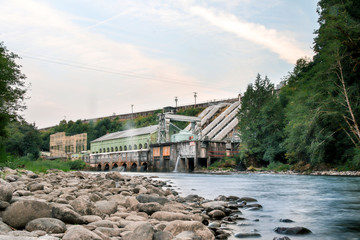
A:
0 0 319 128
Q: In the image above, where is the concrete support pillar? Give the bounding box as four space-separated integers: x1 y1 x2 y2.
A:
101 163 105 171
165 119 171 142
194 142 198 171
160 147 164 172
207 156 211 168
185 157 189 171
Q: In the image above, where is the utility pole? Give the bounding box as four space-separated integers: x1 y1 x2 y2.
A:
193 92 197 107
131 104 134 120
175 96 178 108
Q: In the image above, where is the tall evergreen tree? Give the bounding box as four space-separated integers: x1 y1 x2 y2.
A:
282 0 360 168
238 74 285 166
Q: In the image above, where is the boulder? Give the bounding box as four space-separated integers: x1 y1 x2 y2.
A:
105 172 123 181
122 222 154 240
234 232 261 238
244 203 262 209
0 221 12 233
201 201 226 211
0 179 13 202
88 220 118 228
136 194 170 205
239 197 257 203
174 231 202 240
124 196 139 210
107 194 127 206
95 227 124 237
89 193 102 202
91 230 110 240
51 203 87 224
62 225 102 240
2 167 17 175
101 180 116 188
138 202 162 215
154 231 173 240
164 220 215 240
0 231 39 239
273 237 291 240
25 170 39 179
27 183 44 192
25 218 66 233
227 196 240 201
152 211 192 221
124 221 149 231
14 190 33 197
184 194 204 202
214 195 227 201
5 175 19 182
0 200 10 209
82 215 102 223
208 210 226 219
2 200 52 229
280 219 294 223
274 226 311 235
146 185 165 196
70 197 103 216
94 200 118 215
125 214 148 221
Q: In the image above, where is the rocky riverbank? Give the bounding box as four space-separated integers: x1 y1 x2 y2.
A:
195 168 360 176
0 167 311 240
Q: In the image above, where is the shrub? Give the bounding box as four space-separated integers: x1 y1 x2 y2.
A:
208 157 237 170
68 159 86 170
263 161 291 171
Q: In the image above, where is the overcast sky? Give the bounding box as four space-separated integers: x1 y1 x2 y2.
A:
0 0 319 128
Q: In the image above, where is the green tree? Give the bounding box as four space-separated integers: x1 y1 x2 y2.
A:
0 42 27 160
5 121 42 159
281 0 360 168
238 74 284 166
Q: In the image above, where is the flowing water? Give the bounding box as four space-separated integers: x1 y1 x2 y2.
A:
173 155 181 173
119 172 360 240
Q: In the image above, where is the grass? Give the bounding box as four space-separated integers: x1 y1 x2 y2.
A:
208 157 237 170
262 161 292 172
0 155 85 173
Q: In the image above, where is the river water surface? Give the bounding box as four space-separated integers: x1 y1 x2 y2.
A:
120 172 360 240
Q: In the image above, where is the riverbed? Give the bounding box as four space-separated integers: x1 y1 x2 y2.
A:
120 172 360 240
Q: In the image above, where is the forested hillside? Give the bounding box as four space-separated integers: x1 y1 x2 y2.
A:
238 0 360 170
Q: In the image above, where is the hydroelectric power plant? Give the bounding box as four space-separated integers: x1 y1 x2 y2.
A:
88 98 241 172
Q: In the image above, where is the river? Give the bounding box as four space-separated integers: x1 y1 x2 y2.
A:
119 172 360 240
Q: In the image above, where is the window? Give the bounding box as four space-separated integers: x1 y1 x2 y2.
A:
139 144 142 149
115 147 118 151
124 146 127 151
144 143 148 149
129 145 132 150
119 146 122 151
111 147 114 152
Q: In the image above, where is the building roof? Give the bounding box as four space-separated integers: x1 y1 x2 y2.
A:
91 125 158 143
164 113 201 122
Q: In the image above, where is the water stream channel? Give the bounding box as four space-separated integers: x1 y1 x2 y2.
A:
118 172 360 239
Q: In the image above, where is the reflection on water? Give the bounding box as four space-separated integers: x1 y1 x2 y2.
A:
119 172 360 240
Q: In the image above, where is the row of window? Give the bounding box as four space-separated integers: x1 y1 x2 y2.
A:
94 143 148 154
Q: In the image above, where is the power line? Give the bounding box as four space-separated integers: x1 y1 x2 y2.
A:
20 53 211 89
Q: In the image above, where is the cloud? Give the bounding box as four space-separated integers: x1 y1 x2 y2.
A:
189 6 310 64
0 0 239 127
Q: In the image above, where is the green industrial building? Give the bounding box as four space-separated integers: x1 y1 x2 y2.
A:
90 125 158 154
88 100 241 172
